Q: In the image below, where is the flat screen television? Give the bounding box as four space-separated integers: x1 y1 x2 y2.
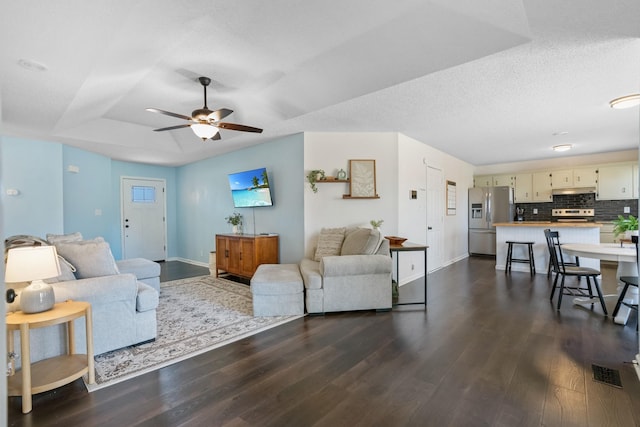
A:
227 167 274 208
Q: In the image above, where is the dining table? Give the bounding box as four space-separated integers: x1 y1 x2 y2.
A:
561 242 638 325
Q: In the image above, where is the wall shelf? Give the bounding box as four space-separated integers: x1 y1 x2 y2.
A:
342 195 380 199
317 179 349 183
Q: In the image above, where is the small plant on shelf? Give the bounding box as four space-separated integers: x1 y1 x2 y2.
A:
612 214 638 237
306 169 325 193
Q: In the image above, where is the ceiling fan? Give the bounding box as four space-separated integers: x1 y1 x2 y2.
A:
146 76 263 141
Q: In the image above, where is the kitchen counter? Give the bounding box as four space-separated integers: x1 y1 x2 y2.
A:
493 221 603 228
493 222 601 274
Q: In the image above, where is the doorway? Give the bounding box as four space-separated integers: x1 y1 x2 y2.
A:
121 177 167 261
426 166 444 272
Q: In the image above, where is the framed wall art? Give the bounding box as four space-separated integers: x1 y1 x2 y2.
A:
348 159 377 198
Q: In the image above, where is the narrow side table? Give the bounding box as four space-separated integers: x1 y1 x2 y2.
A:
6 300 95 413
390 242 428 309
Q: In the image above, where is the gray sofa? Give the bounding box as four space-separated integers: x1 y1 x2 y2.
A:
299 227 393 313
5 233 160 366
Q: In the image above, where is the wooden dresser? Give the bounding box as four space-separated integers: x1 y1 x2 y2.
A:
215 234 279 279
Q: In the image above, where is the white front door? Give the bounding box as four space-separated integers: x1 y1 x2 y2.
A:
426 166 444 272
121 177 166 261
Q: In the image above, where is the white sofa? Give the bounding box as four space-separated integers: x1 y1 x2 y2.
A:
5 233 160 365
299 227 393 314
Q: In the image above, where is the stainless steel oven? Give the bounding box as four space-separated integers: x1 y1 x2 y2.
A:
551 208 594 222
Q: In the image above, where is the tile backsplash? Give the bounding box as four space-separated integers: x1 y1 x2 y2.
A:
515 193 638 222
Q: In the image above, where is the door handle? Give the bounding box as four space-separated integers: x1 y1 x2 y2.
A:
428 227 433 230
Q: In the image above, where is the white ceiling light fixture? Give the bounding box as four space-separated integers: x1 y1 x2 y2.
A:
191 123 219 141
609 94 640 109
552 144 572 152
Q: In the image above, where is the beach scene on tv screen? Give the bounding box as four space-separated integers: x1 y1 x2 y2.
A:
228 168 273 207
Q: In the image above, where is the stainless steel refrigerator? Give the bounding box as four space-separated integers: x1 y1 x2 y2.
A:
469 186 514 255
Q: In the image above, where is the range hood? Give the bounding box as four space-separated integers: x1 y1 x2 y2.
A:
552 186 597 195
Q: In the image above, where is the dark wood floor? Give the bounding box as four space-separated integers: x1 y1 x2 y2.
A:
8 257 640 426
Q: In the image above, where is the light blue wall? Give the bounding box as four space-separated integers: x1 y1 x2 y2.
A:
1 137 64 237
0 138 177 260
176 133 305 264
62 146 113 242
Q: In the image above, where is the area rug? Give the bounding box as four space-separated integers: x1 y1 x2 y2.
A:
85 276 304 391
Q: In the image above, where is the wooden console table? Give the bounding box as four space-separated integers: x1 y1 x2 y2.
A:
390 242 428 309
7 301 95 413
215 233 279 279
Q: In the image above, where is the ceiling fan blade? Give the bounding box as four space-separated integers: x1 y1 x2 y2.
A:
153 124 192 132
216 122 263 133
146 108 193 121
208 108 233 122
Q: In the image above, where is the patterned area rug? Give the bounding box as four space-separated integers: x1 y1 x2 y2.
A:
85 276 304 391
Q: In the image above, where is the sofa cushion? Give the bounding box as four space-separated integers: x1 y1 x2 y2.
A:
313 227 346 261
299 258 323 290
54 239 120 279
44 255 77 283
136 282 159 312
46 232 83 244
116 258 161 280
341 228 382 255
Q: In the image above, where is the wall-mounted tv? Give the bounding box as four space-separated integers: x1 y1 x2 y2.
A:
227 167 274 208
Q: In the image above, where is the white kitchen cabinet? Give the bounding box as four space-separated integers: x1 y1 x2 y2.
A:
532 172 552 202
573 167 598 187
492 174 514 188
474 175 493 187
551 167 597 189
597 164 634 200
551 170 573 189
514 173 533 203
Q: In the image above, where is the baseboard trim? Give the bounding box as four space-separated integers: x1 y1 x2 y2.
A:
168 257 209 268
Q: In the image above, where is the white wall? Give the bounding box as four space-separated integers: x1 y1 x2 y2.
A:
303 132 474 268
398 134 474 266
303 132 398 258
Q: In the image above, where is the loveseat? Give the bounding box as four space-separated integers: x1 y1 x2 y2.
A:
5 233 160 365
299 227 393 313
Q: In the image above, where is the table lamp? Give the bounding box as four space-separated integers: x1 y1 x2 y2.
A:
5 246 61 313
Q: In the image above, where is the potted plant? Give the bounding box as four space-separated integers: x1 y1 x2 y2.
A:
370 219 384 229
612 214 638 238
306 169 325 193
225 212 243 234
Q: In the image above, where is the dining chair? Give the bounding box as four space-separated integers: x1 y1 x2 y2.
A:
544 229 608 314
546 233 579 278
613 235 638 326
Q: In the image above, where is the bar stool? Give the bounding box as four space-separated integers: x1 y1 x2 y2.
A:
505 241 536 275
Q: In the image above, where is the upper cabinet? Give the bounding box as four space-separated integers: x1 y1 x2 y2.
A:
473 174 514 188
551 168 598 189
532 172 552 202
514 173 533 203
475 162 635 202
573 167 598 187
597 163 634 200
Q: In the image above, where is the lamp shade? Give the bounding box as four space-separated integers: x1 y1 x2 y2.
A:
5 246 61 283
5 246 61 313
191 123 219 140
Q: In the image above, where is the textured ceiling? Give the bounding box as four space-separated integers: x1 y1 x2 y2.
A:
1 0 639 166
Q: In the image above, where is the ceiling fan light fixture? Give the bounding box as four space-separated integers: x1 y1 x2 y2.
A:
552 144 572 152
609 94 640 109
191 123 218 140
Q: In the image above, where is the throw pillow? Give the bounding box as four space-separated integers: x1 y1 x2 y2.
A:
314 227 346 261
46 232 83 244
53 238 119 279
44 255 77 283
341 228 382 255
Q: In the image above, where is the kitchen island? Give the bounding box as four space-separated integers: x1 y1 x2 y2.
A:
493 222 602 274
